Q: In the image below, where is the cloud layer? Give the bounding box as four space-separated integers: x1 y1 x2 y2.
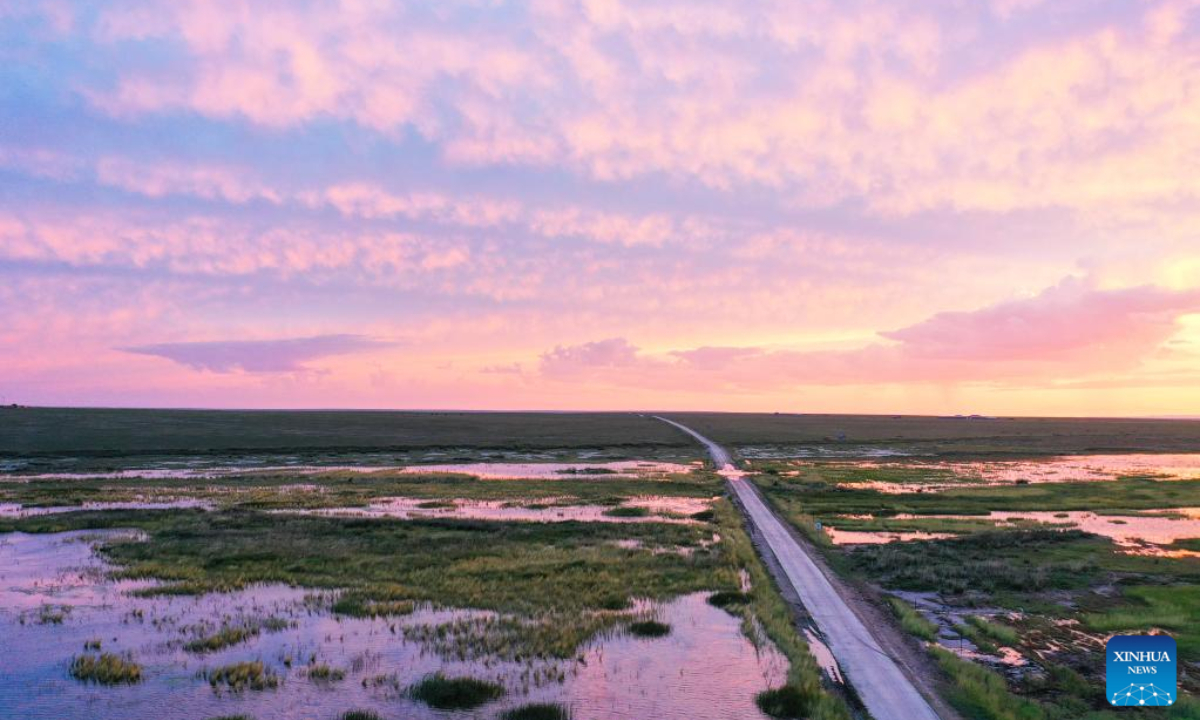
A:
539 279 1200 389
1 1 1199 412
125 335 394 373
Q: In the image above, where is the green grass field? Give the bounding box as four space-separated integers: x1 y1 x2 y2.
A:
0 407 690 457
662 412 1200 455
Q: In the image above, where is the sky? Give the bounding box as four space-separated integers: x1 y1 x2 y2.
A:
2 0 1199 415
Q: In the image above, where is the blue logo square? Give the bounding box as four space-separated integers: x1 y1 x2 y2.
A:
1107 635 1176 707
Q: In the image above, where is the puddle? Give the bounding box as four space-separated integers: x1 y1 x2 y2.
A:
3 460 695 483
0 531 787 720
814 454 1200 494
964 510 1200 557
397 461 693 480
286 496 712 525
0 500 213 519
887 591 1029 668
835 510 1200 556
823 528 956 545
740 446 920 459
802 628 844 684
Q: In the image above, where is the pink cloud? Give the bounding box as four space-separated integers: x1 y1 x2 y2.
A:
540 337 643 376
537 279 1200 389
123 334 396 373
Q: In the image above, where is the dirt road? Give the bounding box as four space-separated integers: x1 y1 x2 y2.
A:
655 416 943 720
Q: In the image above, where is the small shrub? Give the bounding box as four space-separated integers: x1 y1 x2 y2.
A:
627 620 671 638
500 703 573 720
756 685 811 718
408 673 504 710
707 591 751 610
70 653 143 684
602 506 650 518
598 595 629 610
690 509 716 522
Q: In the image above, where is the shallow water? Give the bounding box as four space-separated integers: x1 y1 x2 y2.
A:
828 509 1200 556
3 460 696 483
810 454 1200 494
287 495 712 524
823 528 955 545
0 499 213 518
0 531 787 720
396 460 694 480
739 445 920 459
966 510 1200 557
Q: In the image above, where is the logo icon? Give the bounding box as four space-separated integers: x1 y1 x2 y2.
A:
1107 635 1176 707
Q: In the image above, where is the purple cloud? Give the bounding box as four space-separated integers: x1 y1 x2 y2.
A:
123 334 395 373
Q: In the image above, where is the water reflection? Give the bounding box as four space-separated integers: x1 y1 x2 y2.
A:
285 496 713 524
0 531 786 720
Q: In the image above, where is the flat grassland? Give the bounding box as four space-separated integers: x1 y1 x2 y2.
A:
0 408 687 456
664 412 1200 455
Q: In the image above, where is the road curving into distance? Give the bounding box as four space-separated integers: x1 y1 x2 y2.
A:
654 416 943 720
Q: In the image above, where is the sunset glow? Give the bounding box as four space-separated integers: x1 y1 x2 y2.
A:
3 1 1199 413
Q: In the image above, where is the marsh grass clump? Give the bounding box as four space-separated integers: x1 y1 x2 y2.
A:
965 615 1018 646
886 597 938 642
186 625 258 653
416 500 456 509
205 661 279 691
931 647 1044 720
404 613 618 662
37 604 70 625
306 663 345 682
707 590 750 610
70 653 143 684
333 588 416 618
756 685 810 718
339 712 381 720
408 673 504 710
627 619 671 638
602 506 650 518
500 703 573 720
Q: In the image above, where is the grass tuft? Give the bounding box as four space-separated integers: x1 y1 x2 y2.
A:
627 619 671 638
886 596 938 642
204 661 279 691
966 616 1018 646
707 590 751 610
408 673 505 710
70 653 143 684
756 685 811 718
602 506 650 518
499 703 574 720
185 625 258 653
931 646 1044 720
306 663 345 682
